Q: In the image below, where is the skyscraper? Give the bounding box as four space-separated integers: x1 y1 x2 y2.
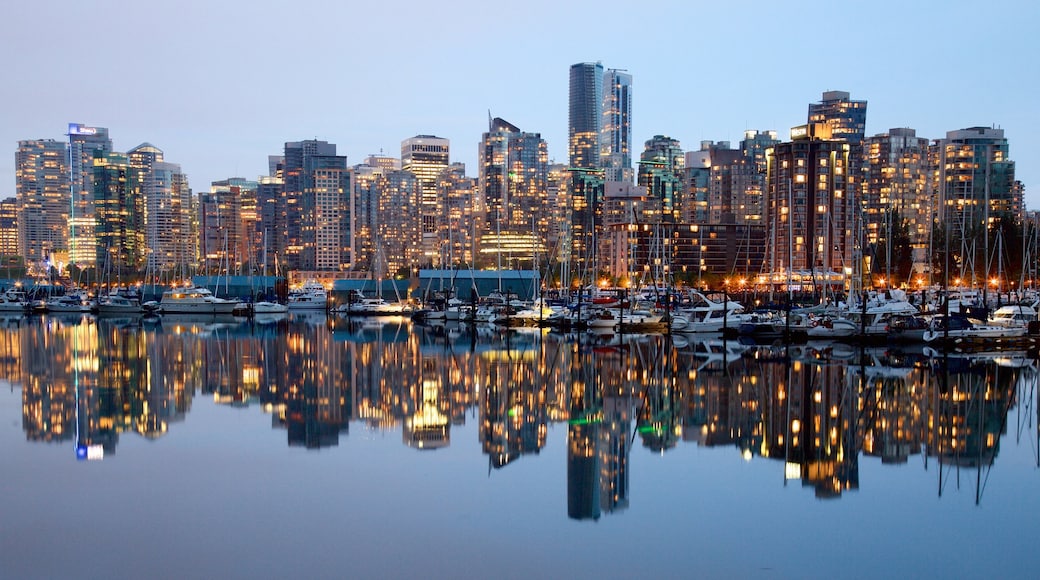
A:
93 151 141 272
67 123 112 267
600 68 633 182
281 140 352 272
146 163 193 274
569 62 604 169
16 139 69 270
479 118 549 265
375 170 422 276
401 135 449 265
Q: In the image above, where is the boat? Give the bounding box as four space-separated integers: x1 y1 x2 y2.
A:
340 297 411 316
287 280 328 310
804 314 859 339
0 288 28 313
988 303 1038 329
253 301 289 314
159 287 240 315
673 291 748 333
887 314 931 343
47 291 93 313
922 314 1027 344
96 293 144 315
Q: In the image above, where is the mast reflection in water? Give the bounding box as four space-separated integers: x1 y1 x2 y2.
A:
6 314 1040 513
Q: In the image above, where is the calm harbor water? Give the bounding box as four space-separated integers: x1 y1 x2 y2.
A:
2 312 1039 579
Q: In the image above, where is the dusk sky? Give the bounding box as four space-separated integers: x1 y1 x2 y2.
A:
4 0 1037 206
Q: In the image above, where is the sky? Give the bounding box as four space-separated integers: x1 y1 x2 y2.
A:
3 0 1038 207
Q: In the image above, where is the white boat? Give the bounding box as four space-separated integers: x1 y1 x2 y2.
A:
341 297 410 315
674 291 748 333
47 292 93 313
287 280 328 310
159 287 240 315
923 314 1027 343
804 315 859 339
989 303 1038 328
0 288 28 312
253 301 288 314
96 294 144 315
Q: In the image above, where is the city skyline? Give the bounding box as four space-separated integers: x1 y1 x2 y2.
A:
2 1 1035 208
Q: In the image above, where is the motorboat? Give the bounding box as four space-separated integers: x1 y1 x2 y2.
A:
804 314 858 339
159 287 240 315
0 288 28 313
340 297 411 316
922 314 1026 344
253 301 289 314
673 291 748 333
47 292 93 313
96 293 144 315
988 303 1038 328
287 280 328 310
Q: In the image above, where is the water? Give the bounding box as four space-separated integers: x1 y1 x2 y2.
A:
2 313 1039 579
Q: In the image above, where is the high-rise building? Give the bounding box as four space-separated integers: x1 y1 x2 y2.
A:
374 170 422 276
569 62 604 169
764 124 855 286
256 175 283 272
935 126 1019 282
401 135 449 265
637 135 684 223
93 151 142 272
439 163 480 268
281 140 352 272
0 197 19 261
565 168 606 285
808 91 867 145
16 139 69 270
352 156 399 272
199 178 255 274
67 123 112 267
863 128 931 275
479 118 549 265
600 69 633 182
146 163 194 275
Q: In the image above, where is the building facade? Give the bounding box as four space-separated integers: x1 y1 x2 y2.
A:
600 68 633 182
765 124 855 287
569 62 604 170
67 123 112 267
15 139 69 270
401 135 449 265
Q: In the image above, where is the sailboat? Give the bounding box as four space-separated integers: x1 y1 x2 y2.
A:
253 232 287 314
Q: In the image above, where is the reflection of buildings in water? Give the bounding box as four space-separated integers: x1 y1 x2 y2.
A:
4 316 1036 500
926 357 1020 470
481 353 547 468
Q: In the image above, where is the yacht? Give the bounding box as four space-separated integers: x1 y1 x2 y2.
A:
96 294 144 315
340 297 410 315
672 291 748 333
47 291 93 313
287 281 328 310
253 300 289 314
989 303 1038 328
159 287 239 315
0 288 28 313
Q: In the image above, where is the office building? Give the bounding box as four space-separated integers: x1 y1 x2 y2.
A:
374 170 422 276
94 151 142 272
401 135 449 265
67 123 112 267
0 198 18 260
145 163 193 275
281 140 352 272
637 135 684 223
